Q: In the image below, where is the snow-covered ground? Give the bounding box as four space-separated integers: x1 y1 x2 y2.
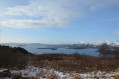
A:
10 66 79 79
1 66 119 79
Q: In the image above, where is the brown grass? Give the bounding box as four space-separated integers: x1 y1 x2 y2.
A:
74 76 83 79
35 53 119 73
36 70 46 77
47 72 59 79
114 75 119 79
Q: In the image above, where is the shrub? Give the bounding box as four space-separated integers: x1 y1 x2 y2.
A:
47 73 58 79
114 75 119 79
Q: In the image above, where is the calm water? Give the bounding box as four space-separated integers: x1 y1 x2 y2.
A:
5 44 117 57
8 44 100 57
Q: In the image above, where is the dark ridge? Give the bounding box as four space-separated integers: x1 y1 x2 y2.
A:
0 45 32 55
0 45 31 68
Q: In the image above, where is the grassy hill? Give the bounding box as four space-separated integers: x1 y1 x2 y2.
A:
0 45 31 68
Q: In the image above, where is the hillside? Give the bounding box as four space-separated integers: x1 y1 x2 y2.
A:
0 45 31 68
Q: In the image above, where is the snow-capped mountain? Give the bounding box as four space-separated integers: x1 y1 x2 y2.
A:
73 41 119 46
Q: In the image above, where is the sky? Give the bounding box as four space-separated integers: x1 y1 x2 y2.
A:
0 0 119 44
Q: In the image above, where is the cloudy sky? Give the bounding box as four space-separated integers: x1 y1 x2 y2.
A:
0 0 119 44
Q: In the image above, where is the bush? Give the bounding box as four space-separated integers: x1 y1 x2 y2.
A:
114 75 119 79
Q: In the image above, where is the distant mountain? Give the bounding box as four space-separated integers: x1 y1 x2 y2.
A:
73 41 119 46
1 41 119 50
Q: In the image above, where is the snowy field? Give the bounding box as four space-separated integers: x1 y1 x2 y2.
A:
0 66 119 79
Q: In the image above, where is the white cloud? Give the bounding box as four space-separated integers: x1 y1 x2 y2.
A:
113 31 119 34
0 20 67 28
1 0 119 28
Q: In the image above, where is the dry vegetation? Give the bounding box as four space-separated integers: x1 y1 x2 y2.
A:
35 53 119 73
114 75 119 79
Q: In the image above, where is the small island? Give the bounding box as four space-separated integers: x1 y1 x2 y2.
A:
37 48 57 50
